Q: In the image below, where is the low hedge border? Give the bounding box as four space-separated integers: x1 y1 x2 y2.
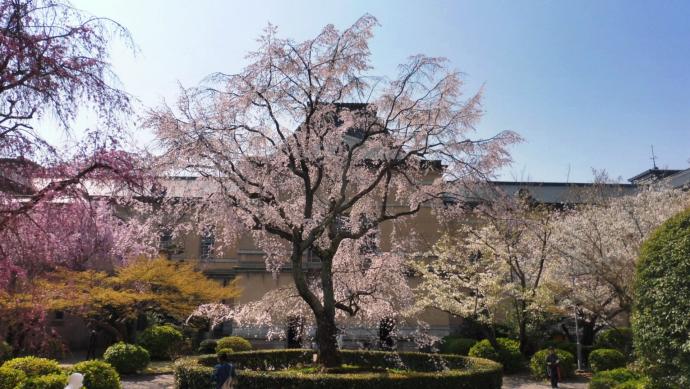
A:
177 349 502 389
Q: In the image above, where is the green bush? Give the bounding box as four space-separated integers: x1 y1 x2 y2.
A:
0 342 11 364
138 324 184 360
588 368 641 389
70 360 121 389
215 336 252 353
613 379 649 389
529 349 575 379
197 339 217 354
1 356 61 377
468 338 524 373
440 337 478 356
595 328 633 356
0 367 26 389
589 349 626 373
174 357 213 389
216 348 234 358
16 373 66 389
634 207 690 387
103 342 150 374
180 350 503 389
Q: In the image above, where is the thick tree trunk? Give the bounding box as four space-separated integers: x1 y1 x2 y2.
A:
315 313 341 367
317 256 342 367
289 241 342 367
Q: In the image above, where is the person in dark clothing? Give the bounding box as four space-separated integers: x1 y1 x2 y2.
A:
212 353 236 389
85 330 97 360
545 346 561 388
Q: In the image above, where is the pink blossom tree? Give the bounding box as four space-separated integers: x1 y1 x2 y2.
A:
147 15 518 366
0 0 148 354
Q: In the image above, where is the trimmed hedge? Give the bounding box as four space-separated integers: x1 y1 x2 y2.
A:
588 368 643 389
468 338 524 373
234 368 501 389
588 349 626 373
70 360 121 389
174 357 214 389
139 325 184 360
1 356 61 377
176 350 503 389
595 328 632 356
197 339 217 354
103 342 150 374
439 337 477 356
529 349 575 379
215 336 252 353
633 208 690 387
0 367 26 389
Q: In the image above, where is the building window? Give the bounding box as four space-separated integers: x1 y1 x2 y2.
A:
160 229 184 257
306 248 321 263
358 230 379 255
160 230 173 250
200 228 215 260
51 311 65 327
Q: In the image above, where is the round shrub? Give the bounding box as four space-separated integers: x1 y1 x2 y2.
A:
179 350 503 389
0 367 26 389
589 349 626 373
588 368 641 389
16 373 66 389
70 360 121 389
216 336 252 353
1 356 61 377
103 342 150 374
197 339 217 354
468 338 524 373
138 324 184 360
0 342 11 364
439 337 478 356
634 208 690 387
595 328 632 355
529 349 575 379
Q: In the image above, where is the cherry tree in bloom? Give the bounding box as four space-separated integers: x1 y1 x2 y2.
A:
147 15 518 366
549 184 690 342
0 0 149 353
416 188 558 354
411 233 507 346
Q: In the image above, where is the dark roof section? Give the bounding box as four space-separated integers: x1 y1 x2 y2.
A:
0 157 41 195
629 168 682 184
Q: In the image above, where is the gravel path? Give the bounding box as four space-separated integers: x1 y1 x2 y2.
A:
503 374 589 389
121 374 174 389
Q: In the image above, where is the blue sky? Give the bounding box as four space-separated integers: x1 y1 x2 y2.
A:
68 0 690 182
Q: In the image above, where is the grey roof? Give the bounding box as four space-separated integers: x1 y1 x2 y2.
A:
663 168 690 189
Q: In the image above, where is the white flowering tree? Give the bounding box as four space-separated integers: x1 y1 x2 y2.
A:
146 15 518 365
415 188 558 354
550 185 690 342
